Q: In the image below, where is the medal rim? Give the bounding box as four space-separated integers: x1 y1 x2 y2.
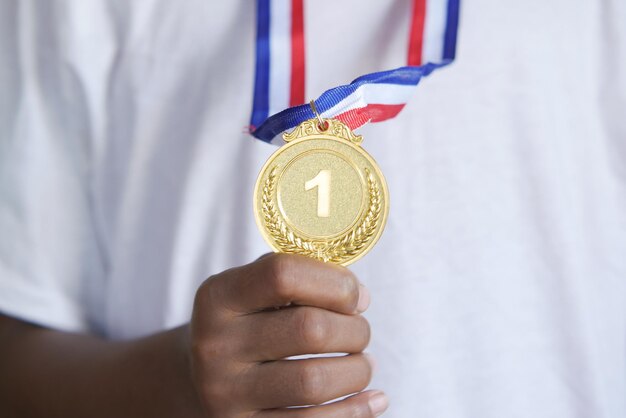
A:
253 131 389 266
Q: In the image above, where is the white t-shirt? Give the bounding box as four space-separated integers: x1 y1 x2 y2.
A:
1 1 625 417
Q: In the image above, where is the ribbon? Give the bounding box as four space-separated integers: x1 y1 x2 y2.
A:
250 0 460 143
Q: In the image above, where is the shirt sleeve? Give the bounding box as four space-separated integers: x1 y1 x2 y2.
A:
0 2 108 332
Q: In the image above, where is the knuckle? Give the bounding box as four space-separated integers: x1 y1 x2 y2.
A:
193 279 209 309
296 363 327 404
295 308 328 352
265 254 297 299
191 282 229 359
194 275 220 311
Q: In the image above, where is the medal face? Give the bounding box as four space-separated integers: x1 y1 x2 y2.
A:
254 119 389 266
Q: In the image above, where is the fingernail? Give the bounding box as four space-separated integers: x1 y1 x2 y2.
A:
356 284 370 313
368 391 389 417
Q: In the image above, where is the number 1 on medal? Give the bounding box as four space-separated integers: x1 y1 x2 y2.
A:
305 170 331 218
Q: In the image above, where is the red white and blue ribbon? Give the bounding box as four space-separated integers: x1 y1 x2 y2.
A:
250 0 460 143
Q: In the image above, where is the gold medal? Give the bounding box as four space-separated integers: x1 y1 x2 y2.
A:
254 103 389 266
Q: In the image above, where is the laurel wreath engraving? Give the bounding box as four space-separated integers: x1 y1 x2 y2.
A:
261 166 382 264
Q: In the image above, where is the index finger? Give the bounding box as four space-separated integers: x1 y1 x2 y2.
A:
207 254 370 315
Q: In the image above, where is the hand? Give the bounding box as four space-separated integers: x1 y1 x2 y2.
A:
189 253 388 417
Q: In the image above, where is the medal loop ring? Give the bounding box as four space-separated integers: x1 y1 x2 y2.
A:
309 100 329 131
